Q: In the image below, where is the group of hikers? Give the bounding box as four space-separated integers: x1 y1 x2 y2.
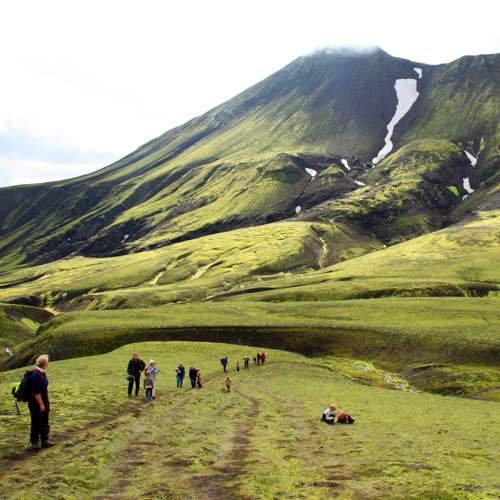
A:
13 350 354 450
220 352 266 373
127 352 268 399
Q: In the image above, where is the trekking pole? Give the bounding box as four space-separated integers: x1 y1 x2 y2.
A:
14 400 21 416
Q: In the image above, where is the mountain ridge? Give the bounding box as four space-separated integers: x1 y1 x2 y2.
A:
0 48 498 269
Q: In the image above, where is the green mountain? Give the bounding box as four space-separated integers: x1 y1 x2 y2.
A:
0 48 498 268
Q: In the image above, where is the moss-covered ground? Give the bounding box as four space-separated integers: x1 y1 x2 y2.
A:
0 341 498 499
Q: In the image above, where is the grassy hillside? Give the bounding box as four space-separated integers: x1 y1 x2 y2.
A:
0 221 381 308
227 210 500 302
304 139 475 242
0 341 498 498
0 304 52 358
1 211 498 310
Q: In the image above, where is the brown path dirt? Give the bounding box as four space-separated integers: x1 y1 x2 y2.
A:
190 388 261 499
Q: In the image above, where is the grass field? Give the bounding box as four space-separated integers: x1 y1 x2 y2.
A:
3 297 499 400
0 341 498 499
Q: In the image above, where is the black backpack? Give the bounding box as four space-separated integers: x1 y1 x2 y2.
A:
12 370 33 402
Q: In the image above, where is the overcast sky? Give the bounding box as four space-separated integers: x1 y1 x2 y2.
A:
0 0 498 187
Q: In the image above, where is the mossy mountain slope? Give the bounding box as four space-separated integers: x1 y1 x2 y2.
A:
0 49 498 267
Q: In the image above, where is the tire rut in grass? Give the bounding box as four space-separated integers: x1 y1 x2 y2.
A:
190 387 261 499
104 373 238 497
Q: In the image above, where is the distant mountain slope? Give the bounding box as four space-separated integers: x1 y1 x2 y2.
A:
0 49 498 268
0 211 497 311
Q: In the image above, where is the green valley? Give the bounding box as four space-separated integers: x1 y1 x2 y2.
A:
0 46 499 498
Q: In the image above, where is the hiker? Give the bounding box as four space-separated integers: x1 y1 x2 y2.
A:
28 355 53 450
225 376 233 392
256 353 261 365
321 404 337 425
196 369 203 389
243 356 250 369
144 371 154 401
220 356 229 372
336 409 355 424
147 360 160 399
127 353 146 397
321 404 355 425
236 361 240 372
260 352 266 365
176 363 185 388
189 367 198 388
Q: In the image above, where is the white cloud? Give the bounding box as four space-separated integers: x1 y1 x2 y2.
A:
0 0 498 187
0 158 105 187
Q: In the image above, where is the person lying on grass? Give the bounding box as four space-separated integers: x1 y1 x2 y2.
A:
321 404 355 425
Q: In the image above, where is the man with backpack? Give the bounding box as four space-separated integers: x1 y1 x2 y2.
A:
26 355 52 450
127 353 146 396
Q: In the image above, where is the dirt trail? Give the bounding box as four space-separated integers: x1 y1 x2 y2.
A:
191 387 261 499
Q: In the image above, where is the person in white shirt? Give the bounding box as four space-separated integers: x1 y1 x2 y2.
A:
321 403 337 425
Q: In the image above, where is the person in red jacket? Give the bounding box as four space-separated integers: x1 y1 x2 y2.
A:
260 352 266 365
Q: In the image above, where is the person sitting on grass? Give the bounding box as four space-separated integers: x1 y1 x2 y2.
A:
144 371 154 401
225 376 233 392
321 404 337 425
321 403 355 425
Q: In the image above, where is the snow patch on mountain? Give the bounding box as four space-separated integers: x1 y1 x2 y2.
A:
341 159 350 171
464 150 477 167
413 67 423 79
305 167 317 178
372 78 420 165
354 180 366 186
463 177 474 195
295 205 302 214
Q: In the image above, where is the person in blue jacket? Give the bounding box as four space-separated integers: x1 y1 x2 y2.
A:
28 354 53 450
176 363 185 388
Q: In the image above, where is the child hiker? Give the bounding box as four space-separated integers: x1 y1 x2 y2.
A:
225 376 233 392
144 371 154 401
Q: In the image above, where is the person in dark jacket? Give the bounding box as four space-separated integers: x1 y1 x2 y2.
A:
28 354 52 450
127 353 146 396
176 364 185 388
189 367 198 388
220 356 228 372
